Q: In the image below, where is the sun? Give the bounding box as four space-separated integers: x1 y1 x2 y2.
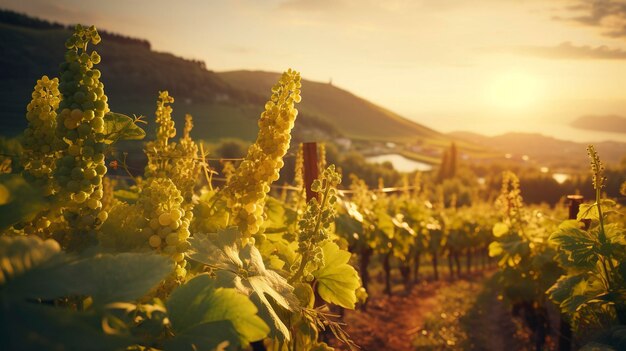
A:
487 71 542 109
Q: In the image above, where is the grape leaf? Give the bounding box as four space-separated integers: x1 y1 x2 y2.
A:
0 236 171 351
548 274 589 312
263 197 287 231
488 241 504 257
188 230 300 340
166 274 269 348
576 200 616 222
0 174 47 231
4 245 172 305
1 301 134 351
492 222 509 237
113 189 139 203
103 112 146 144
560 277 605 314
549 221 598 269
312 241 360 309
0 235 60 285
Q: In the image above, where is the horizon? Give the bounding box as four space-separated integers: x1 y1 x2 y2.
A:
2 0 626 143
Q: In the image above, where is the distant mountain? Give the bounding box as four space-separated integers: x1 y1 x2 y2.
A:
0 9 447 147
571 115 626 134
450 131 626 165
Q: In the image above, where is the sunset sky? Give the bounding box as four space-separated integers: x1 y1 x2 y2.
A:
2 0 626 141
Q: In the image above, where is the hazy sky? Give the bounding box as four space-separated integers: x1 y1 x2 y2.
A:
3 0 626 141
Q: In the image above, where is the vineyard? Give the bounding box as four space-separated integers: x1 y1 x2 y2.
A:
1 24 626 351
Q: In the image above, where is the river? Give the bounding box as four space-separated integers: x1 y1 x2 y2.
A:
365 154 433 173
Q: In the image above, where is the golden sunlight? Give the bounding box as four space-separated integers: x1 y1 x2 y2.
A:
486 71 543 110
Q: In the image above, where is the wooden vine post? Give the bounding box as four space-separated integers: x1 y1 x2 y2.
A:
253 142 318 350
302 142 319 201
558 194 584 351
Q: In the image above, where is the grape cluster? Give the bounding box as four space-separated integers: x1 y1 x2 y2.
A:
317 142 327 171
495 171 523 218
144 93 200 208
170 114 201 207
53 25 108 237
100 176 117 210
139 178 190 277
100 178 190 278
289 143 305 207
587 145 605 191
224 69 301 237
22 76 61 196
144 91 175 180
153 91 176 151
294 165 341 281
221 161 236 182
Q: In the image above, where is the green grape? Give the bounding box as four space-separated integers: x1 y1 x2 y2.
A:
72 191 88 203
97 210 108 222
158 212 172 226
149 235 162 248
21 75 61 197
223 69 301 237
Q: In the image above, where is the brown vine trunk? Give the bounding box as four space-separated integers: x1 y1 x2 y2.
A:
466 248 472 274
454 252 461 277
432 253 439 281
383 252 392 295
399 263 411 292
413 251 421 282
447 252 455 279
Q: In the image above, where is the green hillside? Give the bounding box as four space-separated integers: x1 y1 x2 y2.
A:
219 70 444 142
0 9 450 148
0 16 261 139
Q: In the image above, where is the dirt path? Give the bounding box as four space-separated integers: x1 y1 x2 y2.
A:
461 274 518 351
330 272 488 350
331 280 445 351
330 271 528 351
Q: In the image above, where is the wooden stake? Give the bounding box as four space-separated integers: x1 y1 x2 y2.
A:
303 142 319 201
558 195 584 351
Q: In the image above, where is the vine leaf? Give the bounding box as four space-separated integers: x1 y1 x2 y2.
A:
165 274 269 350
312 242 360 309
577 200 616 222
547 274 605 314
0 174 47 231
492 222 509 237
549 220 598 269
4 250 172 306
0 236 171 351
188 230 300 340
2 301 134 351
103 112 146 144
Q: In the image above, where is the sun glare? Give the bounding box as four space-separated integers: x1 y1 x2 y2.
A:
487 71 542 110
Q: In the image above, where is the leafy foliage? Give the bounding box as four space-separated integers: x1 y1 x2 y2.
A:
313 241 360 309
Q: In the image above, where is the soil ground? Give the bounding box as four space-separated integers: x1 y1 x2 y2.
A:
329 271 544 351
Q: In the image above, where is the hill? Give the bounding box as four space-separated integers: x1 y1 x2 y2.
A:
218 70 444 142
449 131 626 166
0 9 448 147
571 115 626 134
0 10 266 141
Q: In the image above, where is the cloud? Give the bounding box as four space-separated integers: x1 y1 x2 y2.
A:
555 0 626 38
489 41 626 60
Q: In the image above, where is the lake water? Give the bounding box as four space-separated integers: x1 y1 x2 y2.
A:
552 173 570 184
365 154 433 172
